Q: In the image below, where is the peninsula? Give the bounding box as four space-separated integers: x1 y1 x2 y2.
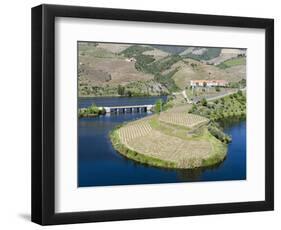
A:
109 90 246 169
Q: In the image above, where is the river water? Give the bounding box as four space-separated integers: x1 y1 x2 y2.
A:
78 96 246 187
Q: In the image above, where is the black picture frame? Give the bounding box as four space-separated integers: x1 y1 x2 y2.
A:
31 4 274 225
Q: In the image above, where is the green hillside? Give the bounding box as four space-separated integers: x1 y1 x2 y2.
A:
217 56 246 69
182 48 222 61
78 42 246 97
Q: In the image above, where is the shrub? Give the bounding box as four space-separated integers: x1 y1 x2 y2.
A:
87 104 100 114
117 85 125 96
201 98 208 106
215 86 221 92
126 90 132 97
208 123 231 143
79 104 106 117
99 107 106 115
189 104 197 113
155 99 164 114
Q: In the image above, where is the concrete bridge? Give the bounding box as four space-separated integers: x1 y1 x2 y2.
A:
102 104 154 113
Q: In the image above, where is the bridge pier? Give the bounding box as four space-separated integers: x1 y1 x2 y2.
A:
125 108 132 113
132 107 139 112
104 104 154 114
139 107 147 112
118 108 125 113
110 108 117 113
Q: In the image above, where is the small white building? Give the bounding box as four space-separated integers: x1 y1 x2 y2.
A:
125 57 136 62
190 80 228 87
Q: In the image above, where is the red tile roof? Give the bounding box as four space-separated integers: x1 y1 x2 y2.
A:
190 80 227 83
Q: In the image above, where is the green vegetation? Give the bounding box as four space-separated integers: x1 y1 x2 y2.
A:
208 123 231 143
150 45 188 54
121 45 181 92
201 98 208 106
80 80 169 97
147 55 182 74
190 91 246 122
154 68 179 92
154 99 163 114
188 91 246 143
153 97 175 114
227 79 246 89
217 57 246 69
121 45 156 72
79 84 119 97
79 104 106 117
134 55 156 71
162 97 174 111
150 46 222 61
124 80 168 97
135 54 181 92
121 45 153 57
110 129 176 168
201 132 227 167
117 85 125 96
183 48 221 61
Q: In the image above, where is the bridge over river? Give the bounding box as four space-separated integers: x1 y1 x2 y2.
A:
102 104 154 113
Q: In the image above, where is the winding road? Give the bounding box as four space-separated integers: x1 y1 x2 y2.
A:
192 87 246 103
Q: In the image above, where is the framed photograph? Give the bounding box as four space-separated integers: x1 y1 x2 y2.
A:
31 4 274 225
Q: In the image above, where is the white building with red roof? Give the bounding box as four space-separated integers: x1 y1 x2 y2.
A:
190 80 228 87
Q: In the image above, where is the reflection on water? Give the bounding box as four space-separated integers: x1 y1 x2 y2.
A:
176 160 226 181
78 97 246 187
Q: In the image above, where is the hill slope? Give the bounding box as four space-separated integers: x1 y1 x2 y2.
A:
78 42 246 97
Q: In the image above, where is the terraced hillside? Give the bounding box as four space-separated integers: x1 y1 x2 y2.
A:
78 42 246 96
117 120 152 144
159 112 208 129
111 111 226 169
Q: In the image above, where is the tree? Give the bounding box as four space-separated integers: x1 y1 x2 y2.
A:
99 107 106 115
189 104 197 113
126 90 132 97
201 98 207 106
191 63 197 69
89 104 99 113
155 99 163 114
239 79 246 88
117 85 125 96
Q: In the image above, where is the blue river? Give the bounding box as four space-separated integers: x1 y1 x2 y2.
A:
78 96 246 187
